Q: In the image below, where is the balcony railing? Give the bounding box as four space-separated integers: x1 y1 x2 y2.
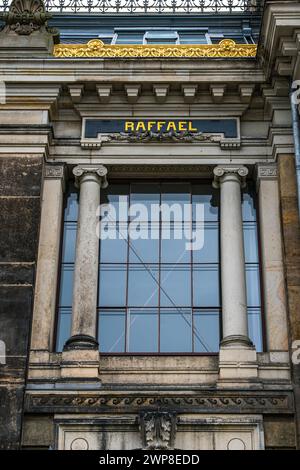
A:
0 0 263 14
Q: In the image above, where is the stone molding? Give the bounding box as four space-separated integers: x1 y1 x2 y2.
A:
256 163 278 179
44 164 65 179
139 412 176 450
25 392 293 414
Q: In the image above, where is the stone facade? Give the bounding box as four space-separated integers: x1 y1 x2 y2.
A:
0 0 299 450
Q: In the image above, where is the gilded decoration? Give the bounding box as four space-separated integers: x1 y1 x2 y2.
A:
53 38 257 59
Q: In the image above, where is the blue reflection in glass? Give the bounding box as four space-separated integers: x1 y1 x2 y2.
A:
160 265 191 307
127 309 158 352
161 222 191 264
242 189 256 221
129 222 159 263
128 265 159 307
160 309 192 352
100 184 129 216
64 189 79 222
194 310 220 352
98 264 127 307
62 223 77 263
161 183 190 213
193 265 220 307
59 265 74 306
243 222 259 263
192 222 219 263
130 183 160 214
248 307 263 352
56 307 71 352
246 265 261 307
100 222 128 263
192 185 219 222
98 310 126 352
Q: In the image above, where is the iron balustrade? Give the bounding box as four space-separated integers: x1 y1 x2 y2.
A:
0 0 263 14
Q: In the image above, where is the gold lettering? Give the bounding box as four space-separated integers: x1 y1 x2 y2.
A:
157 121 166 131
188 121 198 132
166 121 176 131
147 121 156 131
136 121 146 132
125 121 135 132
178 121 187 131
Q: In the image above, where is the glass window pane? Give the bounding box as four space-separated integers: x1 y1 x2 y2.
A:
161 222 191 264
61 223 77 263
246 265 261 307
115 33 144 45
98 264 127 307
59 265 74 306
128 265 159 307
56 308 71 352
194 310 220 353
100 184 129 217
127 309 158 352
161 183 190 213
129 222 159 263
193 265 220 307
179 34 207 44
248 308 263 352
100 222 128 263
242 190 256 221
192 184 219 222
130 183 160 214
243 222 259 263
160 309 192 352
64 188 79 222
98 310 125 353
160 265 191 307
192 222 218 263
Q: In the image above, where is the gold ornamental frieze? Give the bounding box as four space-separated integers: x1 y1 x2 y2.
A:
53 39 257 59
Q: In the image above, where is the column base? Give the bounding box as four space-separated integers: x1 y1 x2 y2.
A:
217 335 260 388
63 334 99 351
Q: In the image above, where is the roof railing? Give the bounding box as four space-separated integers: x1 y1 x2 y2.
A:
0 0 264 15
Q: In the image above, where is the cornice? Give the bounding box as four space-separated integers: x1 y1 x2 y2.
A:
25 390 294 415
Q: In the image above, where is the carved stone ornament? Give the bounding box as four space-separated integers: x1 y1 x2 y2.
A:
213 165 249 189
2 0 58 38
54 38 257 59
139 412 177 450
72 165 108 189
107 130 214 143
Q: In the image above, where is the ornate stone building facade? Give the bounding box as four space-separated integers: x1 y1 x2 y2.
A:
0 0 299 450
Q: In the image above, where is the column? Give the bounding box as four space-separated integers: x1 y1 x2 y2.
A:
30 164 65 357
256 163 288 352
213 165 252 348
64 165 108 350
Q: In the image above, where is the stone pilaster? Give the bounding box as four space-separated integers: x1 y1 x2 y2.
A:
256 163 289 352
30 164 65 361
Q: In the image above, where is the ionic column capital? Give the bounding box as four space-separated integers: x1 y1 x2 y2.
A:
213 165 248 189
72 165 108 188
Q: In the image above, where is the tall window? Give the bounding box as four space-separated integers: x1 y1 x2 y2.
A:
56 180 263 353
